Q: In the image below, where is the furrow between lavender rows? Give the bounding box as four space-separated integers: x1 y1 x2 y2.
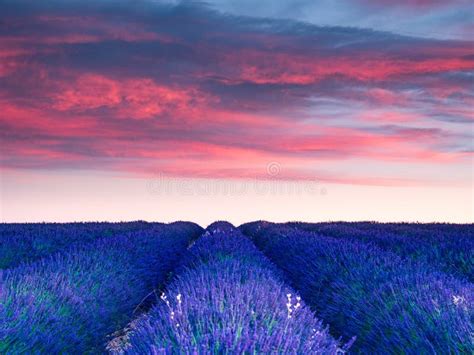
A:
240 222 473 354
109 221 350 354
1 222 203 353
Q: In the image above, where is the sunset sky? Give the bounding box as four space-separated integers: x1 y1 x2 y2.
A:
1 0 473 224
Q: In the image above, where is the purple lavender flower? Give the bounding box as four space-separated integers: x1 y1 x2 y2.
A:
1 222 202 353
241 222 473 353
111 222 349 354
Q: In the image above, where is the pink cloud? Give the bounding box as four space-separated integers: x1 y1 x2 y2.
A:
0 3 472 189
53 74 218 120
215 48 474 85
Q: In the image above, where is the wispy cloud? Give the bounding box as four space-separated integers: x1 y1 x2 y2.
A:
0 0 472 186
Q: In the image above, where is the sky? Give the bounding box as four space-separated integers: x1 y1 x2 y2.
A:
0 0 473 224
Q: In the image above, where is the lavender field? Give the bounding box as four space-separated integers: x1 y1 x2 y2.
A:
1 221 472 354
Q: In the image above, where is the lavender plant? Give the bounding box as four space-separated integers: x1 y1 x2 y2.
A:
109 222 350 354
288 221 474 282
0 222 202 353
0 221 154 269
241 222 474 354
355 222 474 281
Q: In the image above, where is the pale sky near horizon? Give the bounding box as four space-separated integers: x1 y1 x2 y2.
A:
0 0 473 223
2 169 472 224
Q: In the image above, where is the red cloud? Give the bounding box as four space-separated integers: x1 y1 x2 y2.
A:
0 3 472 188
2 89 466 183
53 74 218 120
216 49 474 85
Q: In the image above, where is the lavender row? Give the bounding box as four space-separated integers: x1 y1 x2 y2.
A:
109 222 349 354
241 222 473 354
356 222 474 237
0 222 203 353
355 222 474 281
288 222 474 282
0 221 154 269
